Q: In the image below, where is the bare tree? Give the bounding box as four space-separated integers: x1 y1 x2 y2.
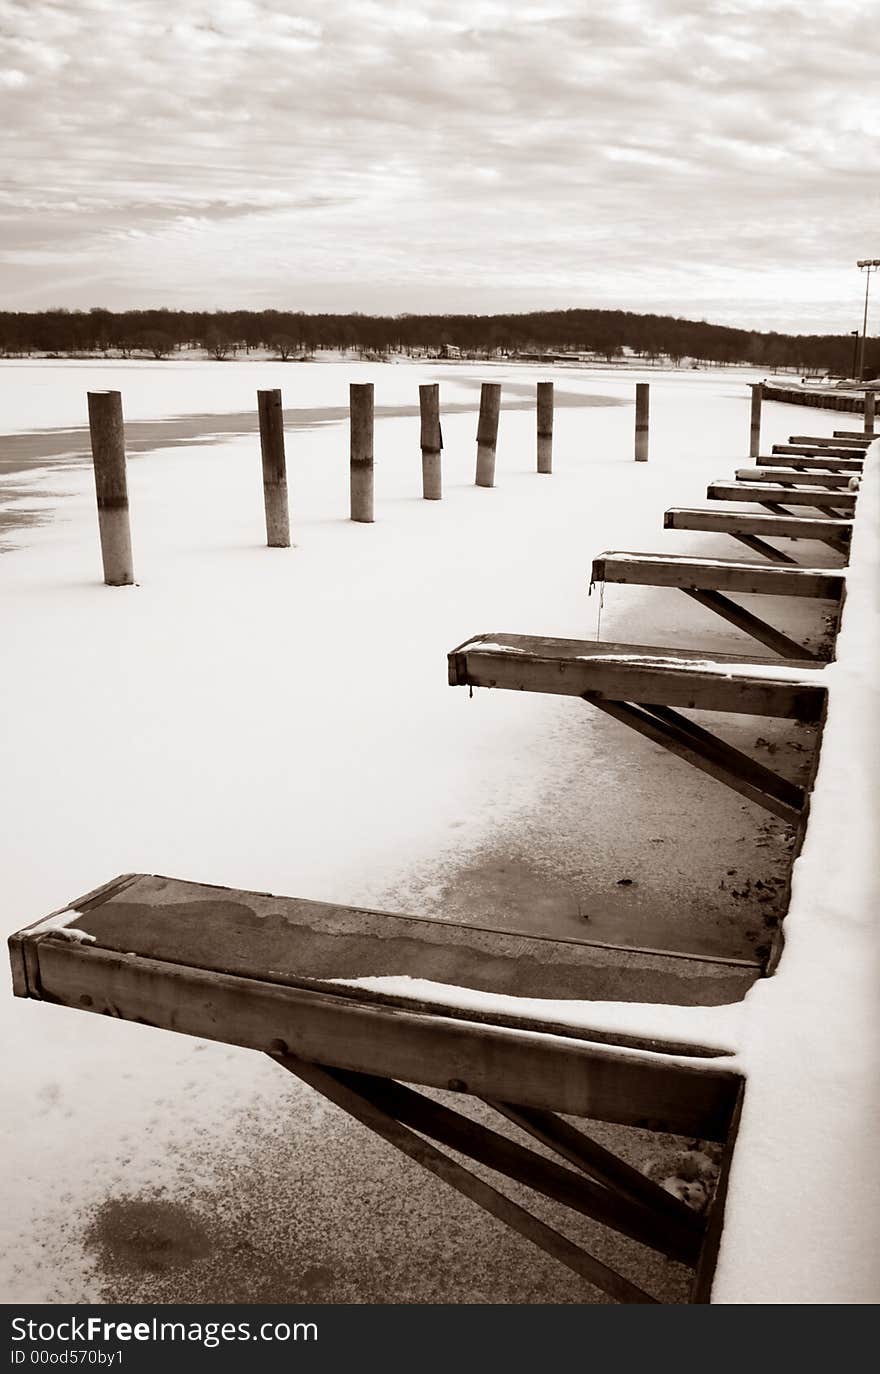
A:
135 330 175 359
205 327 234 360
270 333 297 360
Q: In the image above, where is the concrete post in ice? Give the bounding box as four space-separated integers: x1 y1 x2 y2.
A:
634 382 649 462
864 388 875 437
419 383 442 500
350 383 374 522
749 383 763 458
87 390 134 587
257 389 290 548
475 382 501 487
537 381 553 474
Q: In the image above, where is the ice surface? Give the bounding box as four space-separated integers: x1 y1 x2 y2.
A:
1 359 876 1302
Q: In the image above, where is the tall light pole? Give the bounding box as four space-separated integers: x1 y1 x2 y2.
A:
856 258 880 382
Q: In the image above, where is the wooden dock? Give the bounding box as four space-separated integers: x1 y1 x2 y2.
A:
7 399 875 1306
444 414 874 1298
761 383 877 418
9 872 745 1304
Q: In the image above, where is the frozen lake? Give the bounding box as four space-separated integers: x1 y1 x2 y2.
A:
0 357 845 1302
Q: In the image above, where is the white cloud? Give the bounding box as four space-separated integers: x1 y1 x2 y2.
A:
0 0 877 328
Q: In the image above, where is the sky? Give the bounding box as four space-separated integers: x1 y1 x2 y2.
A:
1 0 878 332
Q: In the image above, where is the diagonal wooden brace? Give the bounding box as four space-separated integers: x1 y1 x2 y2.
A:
816 533 851 555
583 695 806 823
759 500 847 524
729 533 799 565
682 588 822 661
272 1052 658 1303
316 1065 701 1263
486 1099 703 1234
691 1084 745 1302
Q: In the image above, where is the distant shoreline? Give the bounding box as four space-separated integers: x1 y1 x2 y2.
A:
0 348 805 373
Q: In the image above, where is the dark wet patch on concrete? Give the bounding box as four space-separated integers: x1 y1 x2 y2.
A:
79 1182 352 1304
84 1196 212 1277
75 1100 694 1304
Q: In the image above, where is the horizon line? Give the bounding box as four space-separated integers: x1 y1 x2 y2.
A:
1 303 873 342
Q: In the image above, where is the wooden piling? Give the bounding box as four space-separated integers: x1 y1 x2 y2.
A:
749 383 763 458
537 382 553 474
864 389 876 437
350 383 374 522
87 390 134 586
257 389 290 547
419 384 442 500
634 383 649 462
475 383 501 487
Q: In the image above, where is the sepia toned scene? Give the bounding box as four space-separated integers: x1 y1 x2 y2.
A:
1 1 877 1312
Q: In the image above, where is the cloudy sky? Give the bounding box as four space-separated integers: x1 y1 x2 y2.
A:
1 0 878 331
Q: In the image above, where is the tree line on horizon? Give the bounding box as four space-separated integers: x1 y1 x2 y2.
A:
0 306 875 376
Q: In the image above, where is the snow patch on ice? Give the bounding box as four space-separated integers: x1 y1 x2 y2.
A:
328 973 743 1056
25 908 95 942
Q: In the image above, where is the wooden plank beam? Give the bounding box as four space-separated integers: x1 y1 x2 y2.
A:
10 877 759 1043
448 634 826 720
273 1055 658 1303
590 552 843 599
664 508 851 555
734 468 856 490
788 434 870 448
707 482 856 514
833 430 874 441
8 872 141 998
757 454 862 474
682 588 821 660
772 443 867 459
29 941 741 1137
584 696 807 823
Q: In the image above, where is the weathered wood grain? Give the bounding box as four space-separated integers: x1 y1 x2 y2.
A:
707 482 856 514
664 507 851 551
735 468 856 490
28 941 741 1136
591 552 843 599
448 633 826 720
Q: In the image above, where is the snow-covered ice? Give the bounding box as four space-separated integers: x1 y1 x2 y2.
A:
1 358 876 1303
